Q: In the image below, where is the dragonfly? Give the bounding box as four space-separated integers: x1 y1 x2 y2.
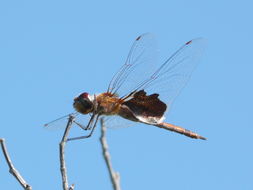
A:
45 33 207 141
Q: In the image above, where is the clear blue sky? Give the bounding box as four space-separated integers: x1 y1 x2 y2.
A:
0 0 252 189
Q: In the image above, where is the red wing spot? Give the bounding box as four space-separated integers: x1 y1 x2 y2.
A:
136 36 141 41
185 40 192 45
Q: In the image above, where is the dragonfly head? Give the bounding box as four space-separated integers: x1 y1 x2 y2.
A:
73 92 94 114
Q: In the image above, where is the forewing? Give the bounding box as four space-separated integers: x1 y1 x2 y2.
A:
139 38 207 109
107 33 158 98
44 112 92 131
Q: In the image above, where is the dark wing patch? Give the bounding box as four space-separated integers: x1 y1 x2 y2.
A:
122 90 167 118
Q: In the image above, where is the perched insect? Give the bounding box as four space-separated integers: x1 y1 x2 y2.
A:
45 33 207 141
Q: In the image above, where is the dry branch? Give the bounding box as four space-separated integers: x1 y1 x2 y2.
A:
0 138 32 190
59 115 75 190
100 118 121 190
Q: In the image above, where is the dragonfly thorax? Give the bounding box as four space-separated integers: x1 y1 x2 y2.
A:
73 92 94 114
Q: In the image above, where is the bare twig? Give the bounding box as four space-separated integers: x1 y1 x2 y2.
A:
0 138 32 190
59 115 75 190
100 118 121 190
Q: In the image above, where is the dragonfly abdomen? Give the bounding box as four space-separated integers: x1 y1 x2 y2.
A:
155 122 206 140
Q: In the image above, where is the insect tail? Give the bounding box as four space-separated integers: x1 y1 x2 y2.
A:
155 122 206 140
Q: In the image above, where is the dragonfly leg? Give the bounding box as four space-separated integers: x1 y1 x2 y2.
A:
67 114 99 141
73 112 96 131
73 120 88 130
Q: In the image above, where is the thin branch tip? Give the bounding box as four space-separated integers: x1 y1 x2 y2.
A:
100 118 121 190
60 115 75 190
0 138 32 189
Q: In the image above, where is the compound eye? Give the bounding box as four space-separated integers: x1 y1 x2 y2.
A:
82 100 93 110
80 92 89 99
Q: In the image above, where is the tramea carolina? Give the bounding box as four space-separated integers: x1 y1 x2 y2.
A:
45 33 207 141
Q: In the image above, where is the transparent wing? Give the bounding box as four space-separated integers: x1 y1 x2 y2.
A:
44 112 92 131
137 38 207 108
102 115 138 129
109 35 206 110
107 33 158 98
